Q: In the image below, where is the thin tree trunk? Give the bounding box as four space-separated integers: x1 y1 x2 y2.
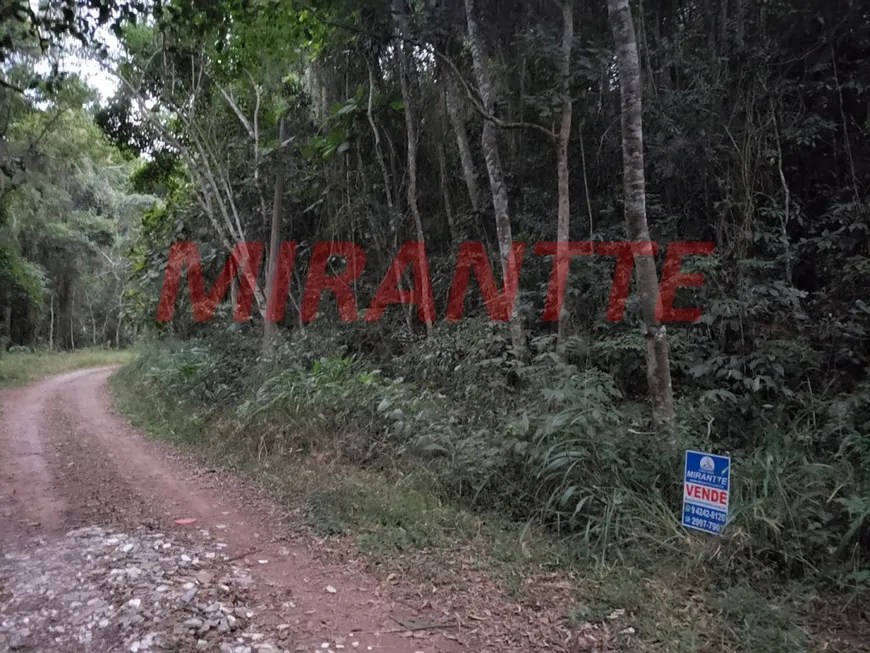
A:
367 64 401 241
607 0 675 429
579 119 594 236
516 51 528 217
356 144 388 256
120 73 268 318
393 0 434 335
101 312 110 343
445 73 481 213
705 0 716 53
49 294 54 350
63 276 74 350
2 291 11 341
263 117 286 351
555 0 573 347
464 0 527 360
116 293 123 347
367 63 413 334
436 84 457 244
437 140 456 245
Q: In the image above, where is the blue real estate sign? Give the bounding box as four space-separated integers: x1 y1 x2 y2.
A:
682 450 731 535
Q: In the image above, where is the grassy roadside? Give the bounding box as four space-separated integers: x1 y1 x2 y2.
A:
0 348 136 388
108 361 865 653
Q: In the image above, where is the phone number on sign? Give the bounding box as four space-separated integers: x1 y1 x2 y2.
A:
687 517 723 533
685 504 726 522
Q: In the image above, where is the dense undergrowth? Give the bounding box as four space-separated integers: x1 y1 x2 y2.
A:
111 321 869 650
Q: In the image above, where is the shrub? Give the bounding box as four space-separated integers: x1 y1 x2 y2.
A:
125 326 870 586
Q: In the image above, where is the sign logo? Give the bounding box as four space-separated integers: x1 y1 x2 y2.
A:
682 450 730 536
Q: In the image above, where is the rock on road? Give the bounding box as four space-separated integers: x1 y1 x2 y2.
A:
0 368 472 653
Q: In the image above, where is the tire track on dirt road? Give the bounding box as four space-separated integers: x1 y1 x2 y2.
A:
0 370 85 546
0 368 474 653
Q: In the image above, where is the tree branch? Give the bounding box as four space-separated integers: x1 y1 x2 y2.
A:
297 2 556 141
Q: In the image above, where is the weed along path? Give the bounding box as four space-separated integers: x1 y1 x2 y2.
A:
0 367 504 653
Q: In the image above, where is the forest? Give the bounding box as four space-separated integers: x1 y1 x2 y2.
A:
1 0 869 649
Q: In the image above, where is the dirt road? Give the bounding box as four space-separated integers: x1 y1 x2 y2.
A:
0 368 488 653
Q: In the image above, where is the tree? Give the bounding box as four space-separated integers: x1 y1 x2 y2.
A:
263 116 287 351
463 0 527 360
1 88 151 349
607 0 674 428
392 0 433 336
555 0 573 347
444 70 480 216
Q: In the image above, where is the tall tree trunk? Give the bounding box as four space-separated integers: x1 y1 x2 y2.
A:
579 119 594 236
3 299 11 345
704 0 716 53
607 0 675 429
393 0 434 335
356 144 388 255
445 73 481 214
367 63 401 247
555 0 573 347
263 117 286 352
516 52 528 217
115 292 124 347
2 288 11 338
437 139 456 245
464 0 527 360
437 85 457 244
49 293 54 350
367 63 414 334
59 275 74 350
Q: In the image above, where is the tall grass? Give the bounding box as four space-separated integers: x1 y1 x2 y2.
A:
108 329 870 652
111 333 869 586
